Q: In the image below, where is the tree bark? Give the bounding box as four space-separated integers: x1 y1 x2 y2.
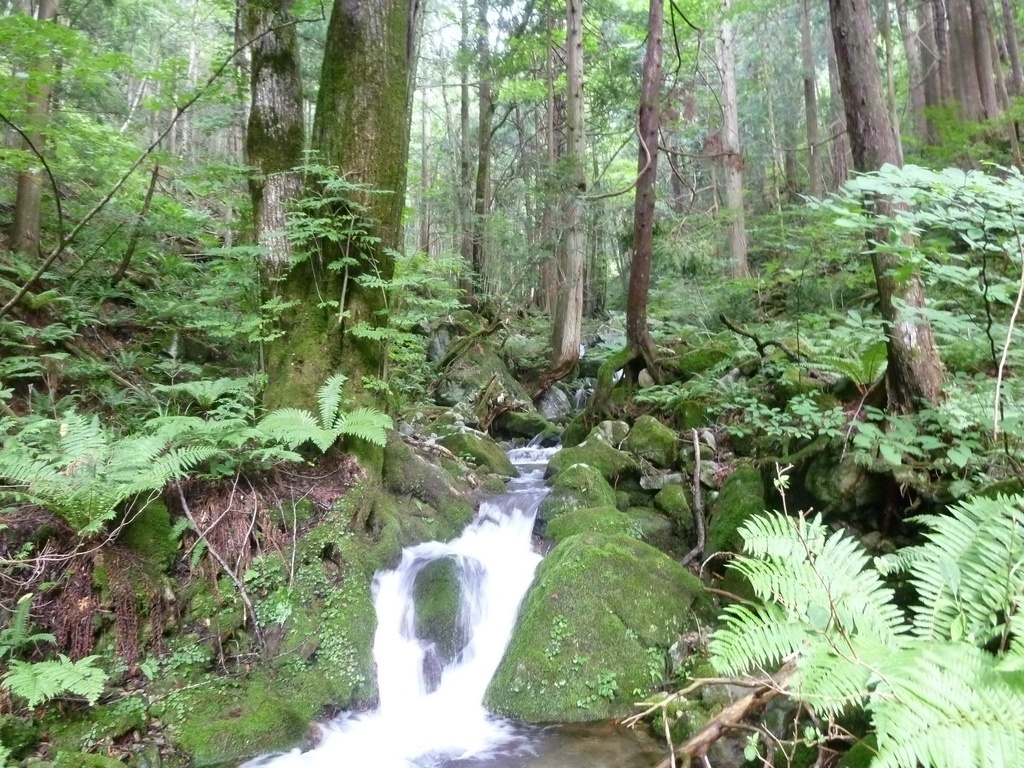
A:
829 0 945 413
12 0 58 258
895 0 927 140
471 0 493 294
458 0 474 294
718 0 747 277
264 0 421 416
801 0 821 197
825 26 852 189
245 0 305 276
1002 0 1024 97
949 0 985 119
931 0 953 102
916 0 942 142
969 0 1000 118
545 0 585 386
419 97 431 255
878 1 903 165
626 0 663 374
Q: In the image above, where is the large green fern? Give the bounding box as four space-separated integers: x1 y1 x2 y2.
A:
710 495 1024 768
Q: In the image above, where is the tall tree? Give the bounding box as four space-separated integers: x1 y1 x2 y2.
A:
894 0 926 140
717 0 747 277
245 0 305 275
11 0 58 257
1001 0 1024 97
829 0 944 413
625 0 663 376
471 0 494 294
263 0 422 417
800 0 821 198
544 0 586 387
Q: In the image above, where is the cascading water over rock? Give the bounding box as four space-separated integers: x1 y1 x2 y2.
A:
243 446 557 768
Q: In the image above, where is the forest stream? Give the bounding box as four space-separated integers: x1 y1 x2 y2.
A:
240 445 664 768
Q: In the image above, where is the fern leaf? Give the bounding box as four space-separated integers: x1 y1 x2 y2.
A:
258 408 326 450
710 603 810 674
316 373 348 429
334 407 392 447
0 654 106 707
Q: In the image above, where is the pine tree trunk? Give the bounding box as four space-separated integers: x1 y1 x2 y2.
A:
264 0 421 416
12 0 58 258
458 0 474 294
895 0 927 140
970 0 1000 118
801 0 821 197
471 0 493 294
1002 0 1024 96
546 0 585 385
917 0 942 142
829 0 945 413
949 0 985 119
245 0 304 276
718 0 747 277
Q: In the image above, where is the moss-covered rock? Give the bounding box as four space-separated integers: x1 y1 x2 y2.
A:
624 507 678 553
625 415 678 468
672 399 708 431
485 533 709 722
413 556 465 666
804 449 881 516
383 434 474 539
588 420 630 447
654 483 693 532
668 343 734 378
54 755 126 768
561 415 590 448
545 437 637 484
118 499 177 575
435 341 532 409
538 463 617 522
545 506 639 542
706 464 765 558
492 411 559 443
0 715 40 759
439 430 517 478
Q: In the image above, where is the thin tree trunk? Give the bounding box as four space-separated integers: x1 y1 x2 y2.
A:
825 26 852 189
626 0 663 374
895 0 927 140
419 98 431 255
545 0 586 386
801 0 821 197
718 0 747 277
111 164 160 287
970 0 1000 118
931 0 953 102
917 0 942 141
878 1 904 164
1002 0 1024 96
829 0 945 413
950 0 985 119
458 0 474 293
471 0 493 294
245 0 305 276
12 0 58 257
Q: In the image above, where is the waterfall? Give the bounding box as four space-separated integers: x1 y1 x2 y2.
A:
243 446 557 768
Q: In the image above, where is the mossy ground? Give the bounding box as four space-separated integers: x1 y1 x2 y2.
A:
485 533 710 723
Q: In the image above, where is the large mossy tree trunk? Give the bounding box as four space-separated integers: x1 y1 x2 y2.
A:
829 0 944 414
264 0 421 424
246 0 305 275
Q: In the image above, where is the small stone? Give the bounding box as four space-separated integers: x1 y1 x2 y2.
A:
537 387 573 421
637 368 656 388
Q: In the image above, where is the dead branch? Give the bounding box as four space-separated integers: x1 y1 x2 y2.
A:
679 428 706 567
719 313 801 362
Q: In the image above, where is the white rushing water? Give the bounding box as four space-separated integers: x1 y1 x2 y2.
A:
243 446 557 768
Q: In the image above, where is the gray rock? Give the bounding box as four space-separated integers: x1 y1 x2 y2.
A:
591 420 630 447
537 386 572 421
637 368 656 388
427 327 451 362
640 471 687 491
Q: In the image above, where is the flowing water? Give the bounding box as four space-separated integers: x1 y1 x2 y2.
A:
242 445 663 768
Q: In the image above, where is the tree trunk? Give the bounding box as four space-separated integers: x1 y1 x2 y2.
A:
718 0 747 277
626 0 663 374
895 0 927 140
419 98 431 255
825 26 852 189
471 0 493 294
969 0 1000 118
458 0 474 294
12 0 58 258
245 0 305 276
917 0 942 141
829 0 945 413
545 0 585 386
878 1 903 164
932 0 953 102
1002 0 1024 97
264 0 421 416
539 0 558 315
949 0 985 119
801 0 821 197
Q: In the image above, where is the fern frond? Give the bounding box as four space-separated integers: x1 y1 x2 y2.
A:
710 602 810 674
316 373 348 429
153 376 255 407
1 654 107 707
57 412 107 463
258 408 326 450
335 407 391 446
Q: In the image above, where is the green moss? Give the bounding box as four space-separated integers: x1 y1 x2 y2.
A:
804 449 881 515
383 435 474 539
561 415 590 448
545 437 638 484
624 415 678 468
539 463 617 522
587 420 631 447
439 431 517 478
546 506 639 542
493 411 558 442
669 343 734 378
705 464 765 558
485 533 709 722
54 754 126 768
0 715 41 759
623 507 677 553
435 342 532 408
654 484 692 532
43 698 147 756
672 399 708 431
118 500 177 575
413 557 464 664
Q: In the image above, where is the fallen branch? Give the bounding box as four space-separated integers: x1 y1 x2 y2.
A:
719 313 801 362
679 428 706 567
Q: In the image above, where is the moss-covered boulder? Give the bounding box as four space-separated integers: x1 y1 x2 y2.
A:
492 410 559 443
624 507 678 553
804 449 881 516
706 465 765 558
655 483 693 532
485 533 709 722
625 415 678 468
435 341 532 409
672 399 709 431
383 434 474 540
545 437 637 484
545 506 639 542
439 430 517 478
667 342 734 378
561 415 590 448
118 499 177 575
413 556 465 667
0 716 40 760
588 420 630 447
538 463 617 522
54 755 126 768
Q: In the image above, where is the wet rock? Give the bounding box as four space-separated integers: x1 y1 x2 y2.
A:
545 436 638 484
485 533 710 722
705 464 765 558
545 506 639 542
413 556 466 669
439 430 518 478
492 411 559 444
539 463 617 522
654 483 693 532
537 387 573 422
426 327 451 362
589 420 630 447
434 342 532 410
